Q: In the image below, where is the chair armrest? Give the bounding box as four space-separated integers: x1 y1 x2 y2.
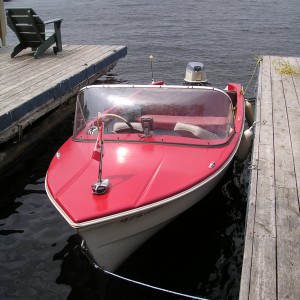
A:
44 18 63 25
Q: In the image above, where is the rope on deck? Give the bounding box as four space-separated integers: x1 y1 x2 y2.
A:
272 57 300 75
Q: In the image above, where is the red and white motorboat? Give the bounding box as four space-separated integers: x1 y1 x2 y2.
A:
45 63 246 271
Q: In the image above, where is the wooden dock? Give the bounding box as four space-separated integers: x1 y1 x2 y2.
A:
239 56 300 299
0 44 127 144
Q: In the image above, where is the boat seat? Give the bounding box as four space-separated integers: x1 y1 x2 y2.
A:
138 115 228 131
174 122 218 140
113 122 143 133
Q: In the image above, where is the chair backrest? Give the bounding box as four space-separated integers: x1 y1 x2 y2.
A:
6 8 45 47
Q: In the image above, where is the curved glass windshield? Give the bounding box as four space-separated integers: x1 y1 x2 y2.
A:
73 85 235 145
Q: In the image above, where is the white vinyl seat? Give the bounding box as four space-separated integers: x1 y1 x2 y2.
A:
113 122 143 133
174 122 218 139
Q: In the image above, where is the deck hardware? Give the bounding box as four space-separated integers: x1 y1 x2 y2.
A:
208 162 215 168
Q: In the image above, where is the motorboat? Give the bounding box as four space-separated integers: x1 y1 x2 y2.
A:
45 63 246 271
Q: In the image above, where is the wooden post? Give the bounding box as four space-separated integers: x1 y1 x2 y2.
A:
0 0 6 46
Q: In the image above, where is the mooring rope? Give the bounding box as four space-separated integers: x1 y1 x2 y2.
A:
272 57 300 75
98 265 210 300
81 241 210 300
243 56 263 97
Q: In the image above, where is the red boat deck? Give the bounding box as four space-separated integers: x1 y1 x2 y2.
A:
46 84 245 225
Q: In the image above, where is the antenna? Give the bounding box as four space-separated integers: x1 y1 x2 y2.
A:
149 55 154 82
148 55 164 85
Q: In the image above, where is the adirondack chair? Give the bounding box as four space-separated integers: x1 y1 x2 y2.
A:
6 8 63 58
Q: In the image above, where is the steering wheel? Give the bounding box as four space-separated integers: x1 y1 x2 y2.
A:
102 113 135 132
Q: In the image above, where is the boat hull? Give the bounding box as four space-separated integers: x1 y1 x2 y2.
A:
45 83 245 271
75 157 231 271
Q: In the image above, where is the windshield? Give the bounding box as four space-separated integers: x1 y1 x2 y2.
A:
73 85 235 145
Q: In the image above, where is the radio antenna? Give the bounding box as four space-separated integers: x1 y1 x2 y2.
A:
148 55 164 85
149 55 154 82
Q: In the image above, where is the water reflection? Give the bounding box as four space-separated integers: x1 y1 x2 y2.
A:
54 235 110 299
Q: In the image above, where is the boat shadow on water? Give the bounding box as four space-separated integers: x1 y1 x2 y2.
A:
53 157 249 300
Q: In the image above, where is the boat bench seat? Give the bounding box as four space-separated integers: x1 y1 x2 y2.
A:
138 115 228 131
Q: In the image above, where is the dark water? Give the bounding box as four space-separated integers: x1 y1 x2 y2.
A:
1 0 300 299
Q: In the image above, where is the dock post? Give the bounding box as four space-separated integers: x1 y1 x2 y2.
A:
0 0 6 46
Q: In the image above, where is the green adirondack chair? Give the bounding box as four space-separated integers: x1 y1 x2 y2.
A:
6 8 63 58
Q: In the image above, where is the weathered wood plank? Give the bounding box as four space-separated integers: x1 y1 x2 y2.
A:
276 186 300 300
283 59 300 199
272 57 300 300
238 60 262 300
0 45 118 98
0 44 112 80
0 44 83 78
239 56 277 300
0 50 114 112
254 56 276 237
249 235 277 300
248 57 277 300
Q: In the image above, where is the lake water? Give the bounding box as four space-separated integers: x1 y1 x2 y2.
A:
1 0 300 299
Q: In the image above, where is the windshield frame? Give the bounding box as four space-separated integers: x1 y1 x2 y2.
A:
72 85 235 147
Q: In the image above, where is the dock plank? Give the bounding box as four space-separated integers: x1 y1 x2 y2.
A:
273 57 300 300
0 44 127 143
249 56 277 300
0 45 119 111
249 235 276 300
0 44 110 81
238 72 261 300
1 45 120 101
271 57 300 300
239 55 300 300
